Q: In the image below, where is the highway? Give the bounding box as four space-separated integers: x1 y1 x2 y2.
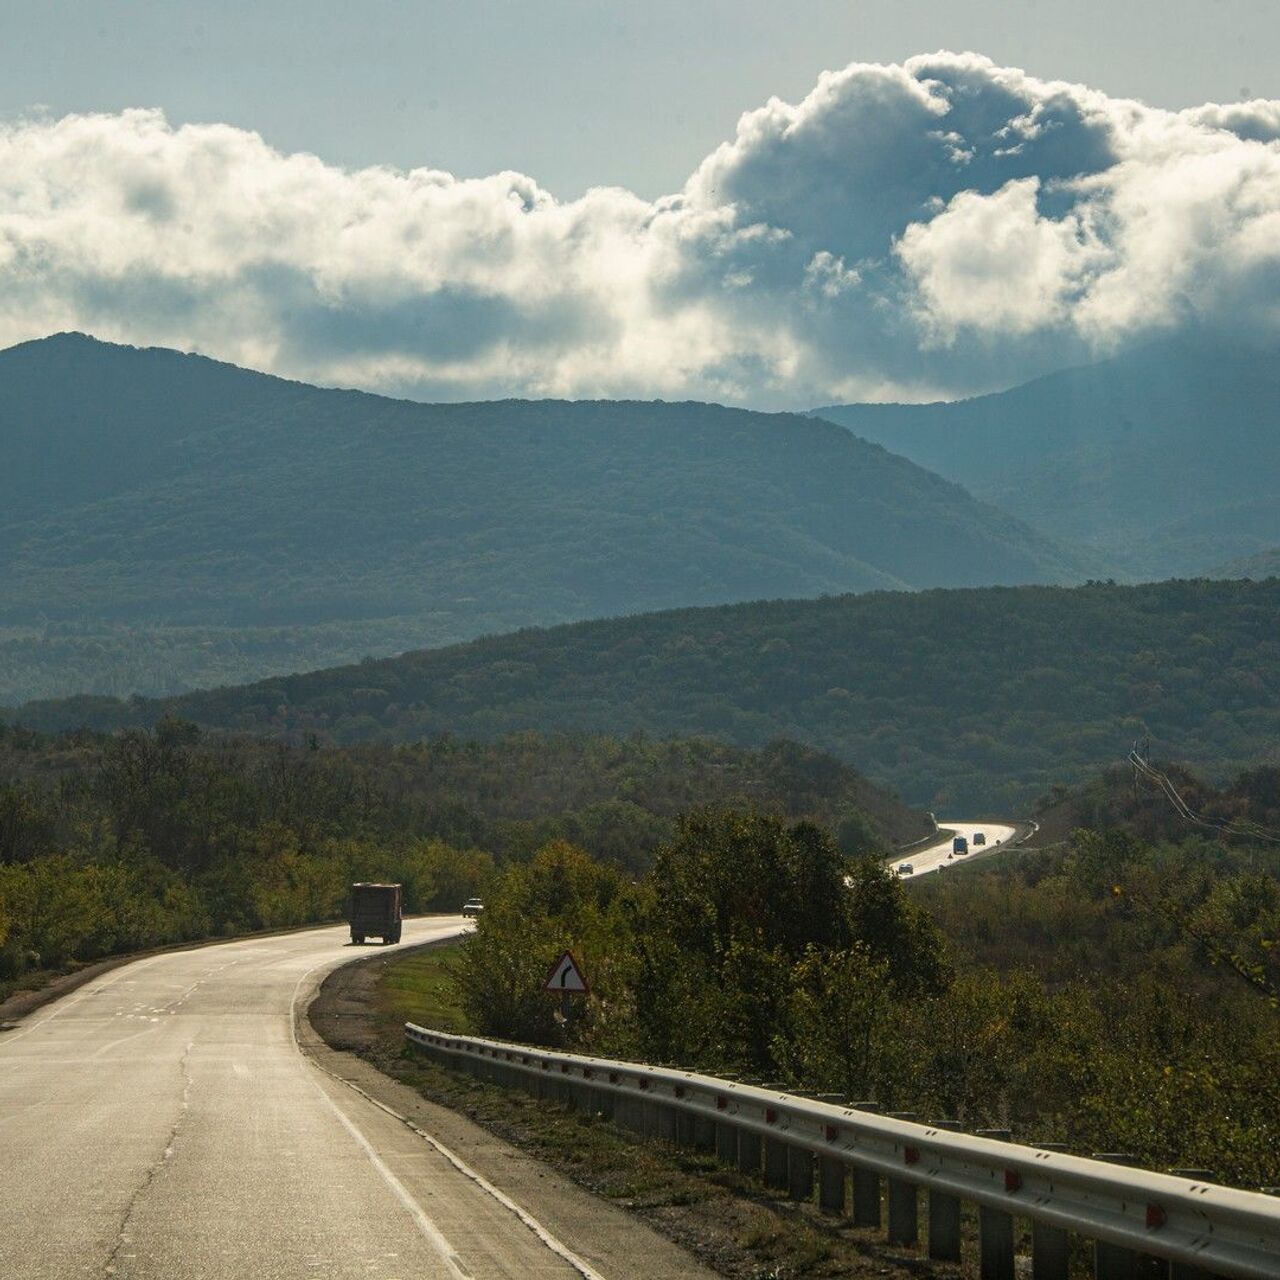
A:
0 918 708 1280
891 820 1020 879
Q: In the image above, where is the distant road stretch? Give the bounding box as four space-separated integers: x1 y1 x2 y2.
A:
891 820 1021 879
0 918 660 1280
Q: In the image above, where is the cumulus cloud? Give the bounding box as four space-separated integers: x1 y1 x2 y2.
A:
0 52 1278 405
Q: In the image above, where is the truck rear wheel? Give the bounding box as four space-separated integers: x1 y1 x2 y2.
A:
352 933 364 945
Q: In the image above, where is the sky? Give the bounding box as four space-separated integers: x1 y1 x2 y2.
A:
0 1 1277 406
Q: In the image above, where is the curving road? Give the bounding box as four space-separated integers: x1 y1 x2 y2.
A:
891 820 1020 879
0 918 708 1280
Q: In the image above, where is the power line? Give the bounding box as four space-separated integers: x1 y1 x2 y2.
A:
1127 746 1280 845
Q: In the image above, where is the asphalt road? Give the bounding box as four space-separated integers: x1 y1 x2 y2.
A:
0 918 673 1280
891 820 1020 879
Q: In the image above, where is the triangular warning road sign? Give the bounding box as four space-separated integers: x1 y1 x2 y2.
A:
544 950 588 994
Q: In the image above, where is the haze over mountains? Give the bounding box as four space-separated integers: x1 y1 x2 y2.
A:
0 333 1085 704
815 338 1280 579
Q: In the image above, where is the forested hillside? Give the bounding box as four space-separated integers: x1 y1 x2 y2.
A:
16 578 1280 810
816 337 1280 578
0 333 1084 704
455 806 1280 1187
0 722 921 987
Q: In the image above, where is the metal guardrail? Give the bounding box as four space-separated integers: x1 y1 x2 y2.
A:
406 1023 1280 1280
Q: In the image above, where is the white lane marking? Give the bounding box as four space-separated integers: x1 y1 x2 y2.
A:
310 1079 472 1279
287 927 606 1280
312 1065 608 1280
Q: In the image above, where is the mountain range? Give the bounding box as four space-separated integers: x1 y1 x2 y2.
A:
0 333 1084 704
814 337 1280 579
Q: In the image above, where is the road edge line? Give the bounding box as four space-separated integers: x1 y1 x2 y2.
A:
289 948 609 1280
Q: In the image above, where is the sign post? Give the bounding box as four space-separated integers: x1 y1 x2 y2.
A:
544 950 589 1023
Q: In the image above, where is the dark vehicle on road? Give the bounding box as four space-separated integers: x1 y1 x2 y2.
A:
952 835 969 855
348 882 402 944
973 831 987 846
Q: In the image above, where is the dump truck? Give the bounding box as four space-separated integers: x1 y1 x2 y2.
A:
348 882 402 945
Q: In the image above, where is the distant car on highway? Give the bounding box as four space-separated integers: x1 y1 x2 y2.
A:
952 835 968 855
896 863 914 876
461 898 485 918
973 831 987 846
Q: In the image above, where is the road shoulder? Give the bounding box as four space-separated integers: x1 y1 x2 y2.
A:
297 949 723 1280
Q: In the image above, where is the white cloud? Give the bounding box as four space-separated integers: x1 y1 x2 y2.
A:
0 53 1277 406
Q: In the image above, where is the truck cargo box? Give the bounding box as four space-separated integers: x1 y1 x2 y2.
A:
348 882 402 945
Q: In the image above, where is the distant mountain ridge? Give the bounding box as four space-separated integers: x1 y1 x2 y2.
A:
814 337 1280 578
1211 547 1280 580
0 333 1085 703
14 578 1280 811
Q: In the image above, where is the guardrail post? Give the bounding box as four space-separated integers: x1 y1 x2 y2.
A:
788 1144 814 1203
764 1136 789 1190
693 1113 716 1153
818 1152 846 1214
1030 1144 1071 1280
716 1115 738 1166
594 1079 615 1122
675 1108 696 1149
795 1094 844 1214
737 1128 762 1177
849 1103 882 1228
616 1089 643 1134
1092 1155 1141 1280
656 1097 677 1144
1166 1171 1217 1280
887 1177 918 1245
887 1113 920 1246
927 1121 963 1261
642 1095 662 1138
759 1084 789 1190
976 1130 1015 1280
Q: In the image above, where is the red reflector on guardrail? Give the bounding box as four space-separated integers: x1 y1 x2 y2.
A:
1146 1204 1167 1229
825 1124 839 1141
905 1147 921 1166
766 1108 778 1124
716 1095 728 1111
1005 1170 1023 1193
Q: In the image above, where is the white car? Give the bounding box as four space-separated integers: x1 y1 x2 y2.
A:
461 898 485 918
896 863 914 876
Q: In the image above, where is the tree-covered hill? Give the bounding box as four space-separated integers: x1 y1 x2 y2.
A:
13 578 1279 811
815 337 1280 579
0 723 923 987
0 333 1085 704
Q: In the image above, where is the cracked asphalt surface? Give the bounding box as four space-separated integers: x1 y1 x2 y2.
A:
0 918 709 1280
